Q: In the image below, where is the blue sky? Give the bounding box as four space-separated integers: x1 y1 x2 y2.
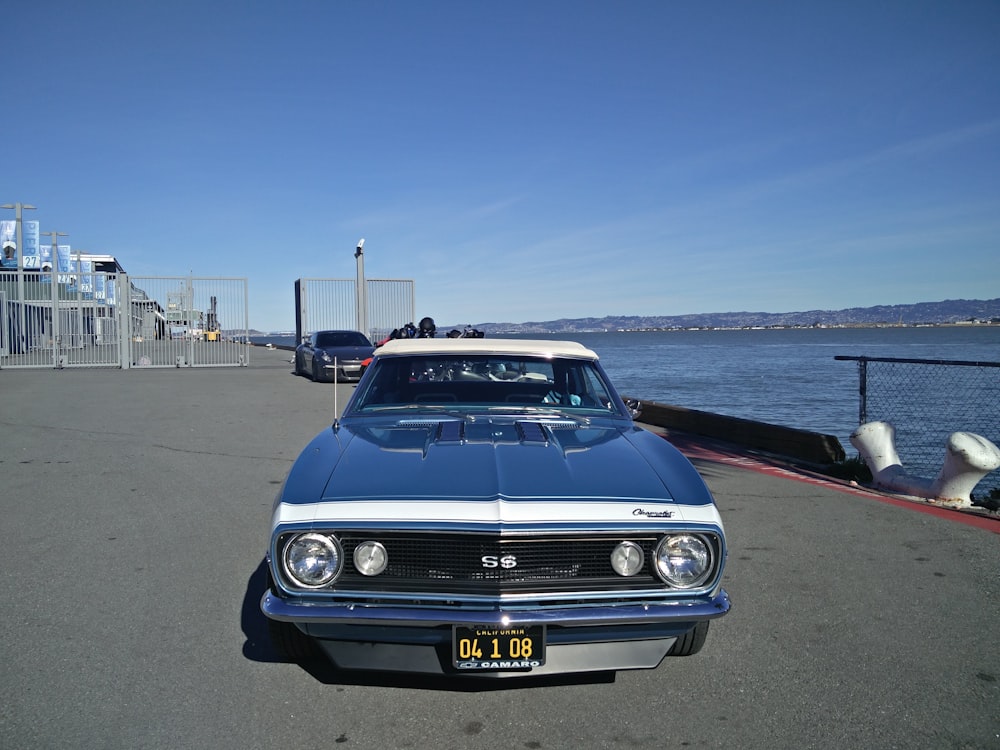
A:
5 1 999 331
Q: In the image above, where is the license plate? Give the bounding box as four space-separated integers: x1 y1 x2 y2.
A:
453 625 545 671
343 365 361 372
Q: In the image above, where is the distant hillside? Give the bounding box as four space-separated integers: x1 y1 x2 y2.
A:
462 298 1000 334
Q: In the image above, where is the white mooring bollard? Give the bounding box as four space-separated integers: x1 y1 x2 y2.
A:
850 421 1000 509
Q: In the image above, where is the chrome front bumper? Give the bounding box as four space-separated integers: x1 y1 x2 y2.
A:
262 589 729 676
262 589 730 628
317 360 364 381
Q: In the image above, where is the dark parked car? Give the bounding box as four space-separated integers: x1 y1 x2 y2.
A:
294 330 374 382
265 338 729 677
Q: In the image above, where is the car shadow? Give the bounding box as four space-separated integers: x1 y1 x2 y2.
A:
240 557 617 691
240 558 284 664
301 665 618 693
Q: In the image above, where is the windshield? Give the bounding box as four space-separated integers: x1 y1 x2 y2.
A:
351 354 621 414
316 331 371 348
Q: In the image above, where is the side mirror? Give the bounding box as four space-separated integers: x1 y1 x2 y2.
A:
624 398 642 419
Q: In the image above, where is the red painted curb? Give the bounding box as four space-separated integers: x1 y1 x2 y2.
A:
663 433 1000 533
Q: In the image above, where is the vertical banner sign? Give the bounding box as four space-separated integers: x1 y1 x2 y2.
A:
39 242 53 282
0 220 15 268
105 274 116 306
80 259 94 299
94 272 106 302
22 221 40 269
57 245 76 292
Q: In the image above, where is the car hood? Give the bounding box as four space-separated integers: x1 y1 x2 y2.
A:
317 345 373 359
278 416 717 527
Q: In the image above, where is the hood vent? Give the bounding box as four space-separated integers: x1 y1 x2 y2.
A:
393 418 580 446
397 418 461 428
516 420 547 444
534 419 581 430
437 420 465 443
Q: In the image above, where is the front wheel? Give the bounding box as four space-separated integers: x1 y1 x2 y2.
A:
668 621 710 657
310 359 320 382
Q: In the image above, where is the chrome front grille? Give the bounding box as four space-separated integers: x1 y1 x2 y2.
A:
335 532 667 595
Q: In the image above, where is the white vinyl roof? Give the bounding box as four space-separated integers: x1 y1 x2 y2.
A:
373 337 599 360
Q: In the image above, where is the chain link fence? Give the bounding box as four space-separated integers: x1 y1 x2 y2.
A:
836 355 1000 500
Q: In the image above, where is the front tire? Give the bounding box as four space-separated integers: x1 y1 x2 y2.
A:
668 621 710 656
310 359 320 382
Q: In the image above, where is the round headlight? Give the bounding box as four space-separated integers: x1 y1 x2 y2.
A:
353 541 388 576
282 533 342 588
654 534 712 588
610 541 644 577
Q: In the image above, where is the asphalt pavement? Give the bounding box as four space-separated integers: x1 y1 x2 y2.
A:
1 346 997 750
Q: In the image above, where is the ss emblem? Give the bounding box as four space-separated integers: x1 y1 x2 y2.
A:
481 554 517 569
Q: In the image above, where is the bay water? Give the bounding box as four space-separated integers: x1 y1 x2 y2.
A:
508 326 1000 461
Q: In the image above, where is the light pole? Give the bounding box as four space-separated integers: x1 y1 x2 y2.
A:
355 238 367 338
72 250 85 348
42 230 67 365
1 201 37 353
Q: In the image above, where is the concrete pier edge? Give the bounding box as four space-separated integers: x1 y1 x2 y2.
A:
627 396 846 466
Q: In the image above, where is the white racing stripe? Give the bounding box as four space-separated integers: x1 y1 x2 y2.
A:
273 497 723 528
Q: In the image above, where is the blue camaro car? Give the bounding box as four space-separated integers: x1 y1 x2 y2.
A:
263 338 729 677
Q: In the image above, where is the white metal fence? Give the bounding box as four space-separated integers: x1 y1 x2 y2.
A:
1 271 250 369
2 272 415 370
1 269 122 367
295 278 415 344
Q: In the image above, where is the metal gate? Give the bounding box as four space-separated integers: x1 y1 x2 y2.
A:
127 276 250 368
1 268 123 368
295 278 415 344
1 272 250 369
